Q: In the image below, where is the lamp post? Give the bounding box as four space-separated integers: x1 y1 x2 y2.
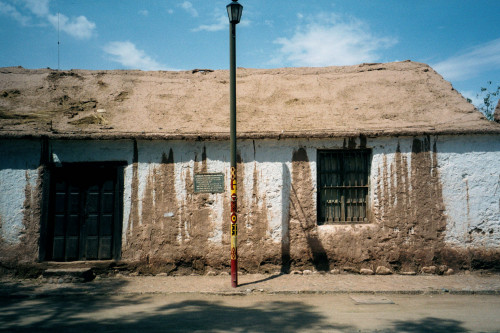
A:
227 0 242 288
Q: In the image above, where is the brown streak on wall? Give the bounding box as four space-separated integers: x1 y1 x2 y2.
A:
183 147 212 269
241 161 273 271
289 147 329 271
298 137 454 272
377 137 447 270
220 153 276 273
128 140 139 237
123 149 183 269
103 138 496 274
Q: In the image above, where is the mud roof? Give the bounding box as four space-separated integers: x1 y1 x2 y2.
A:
495 100 500 123
1 61 499 140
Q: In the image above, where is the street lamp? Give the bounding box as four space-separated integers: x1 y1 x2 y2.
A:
227 0 242 288
227 0 243 24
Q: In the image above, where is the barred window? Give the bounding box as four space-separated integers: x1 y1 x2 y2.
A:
317 150 371 224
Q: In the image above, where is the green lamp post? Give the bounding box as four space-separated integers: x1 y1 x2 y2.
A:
227 0 243 288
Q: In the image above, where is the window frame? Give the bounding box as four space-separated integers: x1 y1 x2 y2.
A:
317 149 371 225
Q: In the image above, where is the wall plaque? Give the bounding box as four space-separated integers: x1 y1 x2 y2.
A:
194 173 225 193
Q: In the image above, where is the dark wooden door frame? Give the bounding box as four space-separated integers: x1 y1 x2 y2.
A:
40 161 125 262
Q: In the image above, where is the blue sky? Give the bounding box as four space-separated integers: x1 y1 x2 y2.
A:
1 0 499 110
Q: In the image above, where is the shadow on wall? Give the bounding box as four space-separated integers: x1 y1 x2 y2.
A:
281 162 291 273
286 147 329 272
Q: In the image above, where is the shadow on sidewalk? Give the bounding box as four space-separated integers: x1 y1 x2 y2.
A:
237 273 282 287
0 291 472 333
0 278 471 332
390 317 467 333
0 295 345 332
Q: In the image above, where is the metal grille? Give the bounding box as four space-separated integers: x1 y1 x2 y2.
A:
317 150 370 224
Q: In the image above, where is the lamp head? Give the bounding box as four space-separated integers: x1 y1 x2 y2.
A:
226 0 243 24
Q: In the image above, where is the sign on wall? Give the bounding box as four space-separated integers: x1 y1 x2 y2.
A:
194 173 225 193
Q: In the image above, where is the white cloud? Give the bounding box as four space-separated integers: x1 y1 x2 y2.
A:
48 13 96 39
179 1 198 17
0 1 30 25
433 39 500 81
1 0 96 39
272 13 397 67
138 9 148 17
22 0 49 17
193 15 226 32
193 14 250 32
0 0 96 39
103 41 168 71
167 9 174 14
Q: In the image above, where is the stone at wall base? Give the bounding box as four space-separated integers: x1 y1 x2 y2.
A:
375 266 392 275
343 266 359 274
421 266 437 274
438 265 449 275
360 268 374 275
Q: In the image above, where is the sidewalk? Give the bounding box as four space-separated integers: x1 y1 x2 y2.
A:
1 273 500 297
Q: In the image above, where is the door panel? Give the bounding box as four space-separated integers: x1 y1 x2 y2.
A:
47 164 122 261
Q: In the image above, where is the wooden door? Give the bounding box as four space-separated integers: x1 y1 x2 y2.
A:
47 164 122 261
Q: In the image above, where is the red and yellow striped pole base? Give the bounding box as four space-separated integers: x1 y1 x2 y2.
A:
230 166 238 287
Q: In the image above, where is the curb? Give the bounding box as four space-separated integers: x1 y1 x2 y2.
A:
1 289 499 299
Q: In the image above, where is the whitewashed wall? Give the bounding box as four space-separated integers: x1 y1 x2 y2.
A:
0 135 499 253
369 136 500 248
437 136 500 247
0 139 40 244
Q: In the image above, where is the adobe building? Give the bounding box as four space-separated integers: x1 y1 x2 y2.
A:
0 61 499 275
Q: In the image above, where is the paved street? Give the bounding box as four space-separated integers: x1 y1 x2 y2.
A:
1 293 500 332
1 273 500 332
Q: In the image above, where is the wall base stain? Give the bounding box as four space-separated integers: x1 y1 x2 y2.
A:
3 137 500 277
222 153 275 273
116 138 499 275
312 137 450 272
287 147 330 272
276 137 497 274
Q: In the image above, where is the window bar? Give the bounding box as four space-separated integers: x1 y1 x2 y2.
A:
356 153 361 221
318 153 327 223
354 153 357 222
